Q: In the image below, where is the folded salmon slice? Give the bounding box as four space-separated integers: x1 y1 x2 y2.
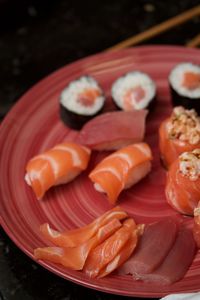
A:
76 110 147 150
89 143 152 204
118 219 178 276
135 227 197 284
98 230 138 278
34 218 122 270
40 206 127 247
83 218 136 278
25 142 91 199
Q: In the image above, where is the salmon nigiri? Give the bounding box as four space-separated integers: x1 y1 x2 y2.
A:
25 142 91 199
89 143 152 204
165 149 200 215
40 206 128 247
34 218 122 270
159 106 200 168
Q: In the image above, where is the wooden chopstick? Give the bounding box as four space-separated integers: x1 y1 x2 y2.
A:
106 5 200 51
186 34 200 47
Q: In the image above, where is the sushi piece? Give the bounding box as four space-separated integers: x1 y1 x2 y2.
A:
193 202 200 248
83 218 136 278
34 218 122 270
118 219 178 276
60 76 105 130
111 71 156 111
39 206 128 247
89 143 152 204
159 106 200 168
133 227 197 285
169 62 200 113
76 110 147 151
165 149 200 215
25 142 91 199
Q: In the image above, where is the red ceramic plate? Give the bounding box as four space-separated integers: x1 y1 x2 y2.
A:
0 46 200 298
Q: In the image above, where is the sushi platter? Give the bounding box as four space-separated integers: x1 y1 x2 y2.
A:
1 46 200 298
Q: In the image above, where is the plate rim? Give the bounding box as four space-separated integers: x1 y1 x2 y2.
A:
1 45 200 298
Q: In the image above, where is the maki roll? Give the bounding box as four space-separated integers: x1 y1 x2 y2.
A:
159 106 200 168
60 76 105 130
111 71 156 111
169 62 200 113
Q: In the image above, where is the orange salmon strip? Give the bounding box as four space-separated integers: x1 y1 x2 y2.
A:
25 142 91 199
83 218 136 278
182 72 200 90
98 230 138 278
89 143 152 204
40 206 128 247
34 218 122 270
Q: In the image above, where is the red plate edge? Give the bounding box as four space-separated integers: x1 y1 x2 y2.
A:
1 45 200 298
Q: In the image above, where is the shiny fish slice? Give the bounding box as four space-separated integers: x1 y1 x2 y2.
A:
98 230 138 278
118 219 178 276
83 218 136 278
76 110 147 151
25 142 91 199
89 143 152 204
34 218 121 270
40 206 128 247
135 227 197 284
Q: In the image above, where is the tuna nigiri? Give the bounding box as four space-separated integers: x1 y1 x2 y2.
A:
159 106 200 168
89 143 152 204
76 110 147 150
25 142 91 199
165 149 200 215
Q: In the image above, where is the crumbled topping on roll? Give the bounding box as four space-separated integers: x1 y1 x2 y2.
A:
179 149 200 180
168 106 200 145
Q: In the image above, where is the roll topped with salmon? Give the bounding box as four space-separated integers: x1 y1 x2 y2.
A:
165 149 200 216
159 106 200 168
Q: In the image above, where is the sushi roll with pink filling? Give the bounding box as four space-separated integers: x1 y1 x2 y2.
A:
111 71 156 111
60 76 105 130
169 62 200 113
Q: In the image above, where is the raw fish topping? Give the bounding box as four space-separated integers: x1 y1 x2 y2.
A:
167 106 200 145
77 88 101 107
179 149 200 181
182 72 200 90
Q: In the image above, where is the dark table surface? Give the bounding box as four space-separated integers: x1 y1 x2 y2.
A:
0 1 200 299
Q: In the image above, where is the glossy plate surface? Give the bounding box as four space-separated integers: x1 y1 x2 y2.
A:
0 46 200 298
